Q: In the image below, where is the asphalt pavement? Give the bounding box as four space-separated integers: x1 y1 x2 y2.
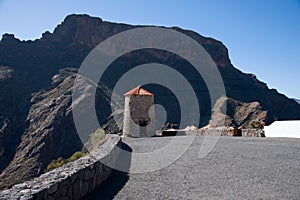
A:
84 136 300 200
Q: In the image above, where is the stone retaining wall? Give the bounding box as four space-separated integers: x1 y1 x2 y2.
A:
241 129 265 137
196 128 265 137
0 135 121 200
158 128 265 137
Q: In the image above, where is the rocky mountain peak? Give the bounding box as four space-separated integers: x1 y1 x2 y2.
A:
0 33 20 44
41 14 110 46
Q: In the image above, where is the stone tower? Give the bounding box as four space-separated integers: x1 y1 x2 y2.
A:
123 86 155 137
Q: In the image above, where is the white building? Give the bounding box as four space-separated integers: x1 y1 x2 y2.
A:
264 120 300 138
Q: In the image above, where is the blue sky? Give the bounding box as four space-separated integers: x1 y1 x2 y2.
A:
0 0 299 99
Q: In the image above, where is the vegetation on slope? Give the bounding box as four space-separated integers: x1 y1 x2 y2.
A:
46 128 107 172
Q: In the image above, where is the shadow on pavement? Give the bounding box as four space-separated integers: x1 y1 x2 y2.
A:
83 142 132 200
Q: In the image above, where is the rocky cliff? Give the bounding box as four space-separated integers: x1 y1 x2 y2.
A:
0 14 300 188
0 68 119 188
210 96 267 127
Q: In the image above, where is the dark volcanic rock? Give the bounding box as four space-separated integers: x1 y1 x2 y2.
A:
0 14 300 187
210 97 267 127
0 68 120 189
293 98 300 104
0 68 83 188
0 66 22 172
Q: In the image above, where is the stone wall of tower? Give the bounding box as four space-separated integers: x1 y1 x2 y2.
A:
123 95 155 137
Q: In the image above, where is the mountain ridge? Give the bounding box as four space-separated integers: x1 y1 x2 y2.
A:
293 98 300 104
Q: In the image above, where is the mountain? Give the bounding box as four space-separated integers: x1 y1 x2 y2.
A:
293 98 300 104
0 14 300 188
0 68 119 188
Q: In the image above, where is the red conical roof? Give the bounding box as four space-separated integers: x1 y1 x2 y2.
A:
124 86 154 96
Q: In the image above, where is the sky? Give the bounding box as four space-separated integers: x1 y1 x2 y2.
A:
0 0 299 99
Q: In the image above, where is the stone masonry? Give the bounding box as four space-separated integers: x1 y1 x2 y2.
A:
0 135 121 200
123 86 155 137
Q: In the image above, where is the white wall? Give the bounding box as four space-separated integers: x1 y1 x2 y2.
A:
264 121 300 138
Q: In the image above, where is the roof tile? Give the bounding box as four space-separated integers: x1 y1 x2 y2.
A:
124 86 154 96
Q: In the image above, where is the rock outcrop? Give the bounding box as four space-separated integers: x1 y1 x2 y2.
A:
210 97 267 127
0 14 300 188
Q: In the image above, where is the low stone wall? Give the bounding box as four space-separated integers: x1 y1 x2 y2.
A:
157 127 265 137
241 129 265 137
196 127 265 137
0 135 121 200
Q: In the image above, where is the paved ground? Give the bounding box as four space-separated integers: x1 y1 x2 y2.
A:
84 136 300 200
